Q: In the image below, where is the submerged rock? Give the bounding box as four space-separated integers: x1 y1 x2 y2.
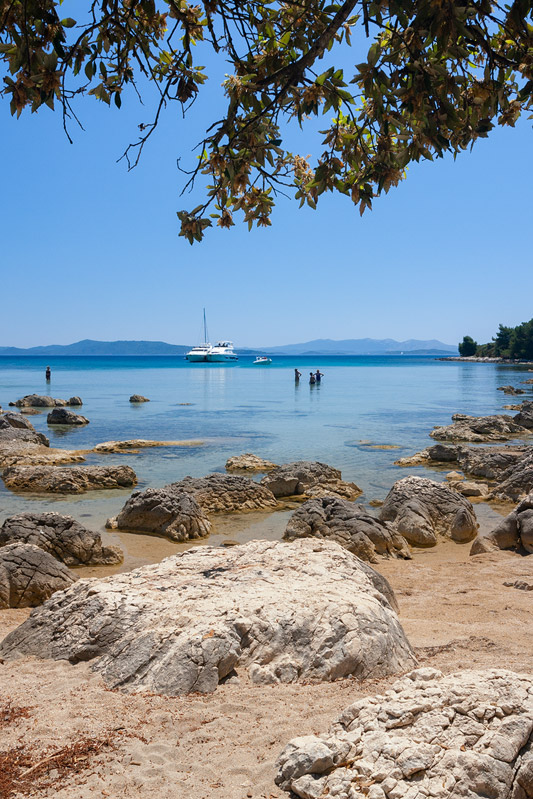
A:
225 453 278 472
67 396 83 405
0 512 123 566
129 394 150 403
106 488 211 542
380 475 478 546
47 408 89 425
0 543 77 608
2 464 137 494
0 539 416 695
10 394 68 408
284 497 411 563
261 461 362 501
471 492 533 555
275 668 533 799
430 413 529 443
93 439 203 453
0 441 85 468
169 473 278 513
498 384 526 395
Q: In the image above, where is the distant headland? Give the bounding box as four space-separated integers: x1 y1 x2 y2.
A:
0 338 458 357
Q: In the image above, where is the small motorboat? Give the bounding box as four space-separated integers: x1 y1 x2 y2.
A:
253 356 272 365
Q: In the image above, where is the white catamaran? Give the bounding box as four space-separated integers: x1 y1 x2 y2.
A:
186 311 238 362
185 310 211 362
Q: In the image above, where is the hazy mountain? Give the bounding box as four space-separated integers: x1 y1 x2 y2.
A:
258 338 457 355
0 337 457 356
0 339 190 356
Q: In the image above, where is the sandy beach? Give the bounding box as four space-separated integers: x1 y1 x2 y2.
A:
2 538 532 799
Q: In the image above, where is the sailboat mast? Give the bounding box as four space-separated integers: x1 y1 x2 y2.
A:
203 308 208 344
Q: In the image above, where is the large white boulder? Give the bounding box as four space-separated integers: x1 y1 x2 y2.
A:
0 539 415 696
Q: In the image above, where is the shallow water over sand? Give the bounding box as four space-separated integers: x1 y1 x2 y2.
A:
1 355 531 549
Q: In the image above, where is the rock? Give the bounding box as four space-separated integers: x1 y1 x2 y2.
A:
0 540 416 695
19 407 42 415
284 497 411 563
522 379 533 384
225 453 278 472
491 450 533 502
0 412 36 431
10 394 68 408
106 488 211 542
395 443 459 467
47 408 89 425
379 476 478 547
0 441 85 468
261 461 362 501
498 385 526 395
275 668 533 799
0 543 77 608
169 473 278 513
2 464 137 494
67 396 83 405
0 512 123 566
445 470 464 481
504 579 533 591
93 439 203 453
448 479 490 498
515 401 533 429
430 414 529 442
471 492 533 554
0 426 49 448
503 404 524 410
129 395 150 403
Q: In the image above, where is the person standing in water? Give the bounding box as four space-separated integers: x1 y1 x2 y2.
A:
309 372 316 384
294 368 302 382
315 369 324 383
45 366 51 381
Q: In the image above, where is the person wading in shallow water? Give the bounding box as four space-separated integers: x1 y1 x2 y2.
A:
294 369 302 382
45 366 51 381
315 369 324 383
309 372 316 385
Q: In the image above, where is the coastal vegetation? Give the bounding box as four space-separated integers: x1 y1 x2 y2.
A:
461 318 533 359
1 0 531 242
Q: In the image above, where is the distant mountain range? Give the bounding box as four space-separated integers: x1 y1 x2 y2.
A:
0 338 458 356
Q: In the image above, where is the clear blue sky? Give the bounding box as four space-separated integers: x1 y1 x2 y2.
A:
1 36 531 350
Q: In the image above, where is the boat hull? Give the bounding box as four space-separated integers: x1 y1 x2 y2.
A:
206 354 238 362
186 354 208 362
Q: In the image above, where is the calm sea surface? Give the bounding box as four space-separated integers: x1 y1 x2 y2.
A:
1 355 531 537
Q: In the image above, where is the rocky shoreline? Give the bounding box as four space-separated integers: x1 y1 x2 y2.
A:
2 390 533 798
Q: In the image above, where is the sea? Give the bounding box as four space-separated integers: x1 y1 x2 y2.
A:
1 355 531 560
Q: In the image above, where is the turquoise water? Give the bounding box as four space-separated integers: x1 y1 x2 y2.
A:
1 355 531 530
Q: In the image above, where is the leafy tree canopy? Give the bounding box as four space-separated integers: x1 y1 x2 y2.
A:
1 0 532 241
472 319 533 359
458 335 478 356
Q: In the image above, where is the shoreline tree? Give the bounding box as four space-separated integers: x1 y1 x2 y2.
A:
1 0 532 241
463 320 533 359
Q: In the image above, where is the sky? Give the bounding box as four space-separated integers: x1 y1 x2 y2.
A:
1 25 532 350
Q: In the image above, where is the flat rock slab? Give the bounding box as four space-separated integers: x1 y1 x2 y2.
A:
2 464 137 494
93 439 203 453
284 497 411 563
0 441 85 468
276 668 533 799
106 487 212 542
380 476 478 546
47 408 89 425
430 414 529 443
168 473 277 513
0 543 77 608
0 540 416 696
225 453 278 472
261 461 362 501
0 512 123 566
